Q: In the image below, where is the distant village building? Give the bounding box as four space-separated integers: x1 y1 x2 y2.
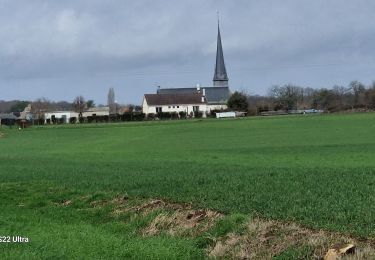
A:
44 111 79 124
44 107 110 124
0 113 17 126
142 22 231 117
18 104 33 121
82 107 110 117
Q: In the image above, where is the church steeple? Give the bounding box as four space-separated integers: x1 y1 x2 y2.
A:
213 19 229 87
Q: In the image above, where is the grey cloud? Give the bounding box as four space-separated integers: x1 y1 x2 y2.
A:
1 0 375 103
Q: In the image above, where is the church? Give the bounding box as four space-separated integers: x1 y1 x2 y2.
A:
142 22 231 117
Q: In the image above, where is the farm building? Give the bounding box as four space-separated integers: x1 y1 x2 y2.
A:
142 22 231 116
82 107 110 117
44 111 79 124
44 107 110 124
0 113 17 126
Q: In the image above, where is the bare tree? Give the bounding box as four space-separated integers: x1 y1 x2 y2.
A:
349 81 366 109
107 87 116 114
73 96 86 120
268 84 303 111
369 83 375 108
31 97 51 124
332 85 349 110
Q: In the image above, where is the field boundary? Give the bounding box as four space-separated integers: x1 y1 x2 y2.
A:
88 195 375 259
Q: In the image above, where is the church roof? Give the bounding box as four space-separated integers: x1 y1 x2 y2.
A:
144 93 205 106
213 23 228 84
157 86 230 104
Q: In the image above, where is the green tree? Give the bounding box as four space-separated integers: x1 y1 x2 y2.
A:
227 91 249 111
9 101 30 112
86 100 95 108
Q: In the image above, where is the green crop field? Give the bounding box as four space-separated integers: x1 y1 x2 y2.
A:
1 113 375 259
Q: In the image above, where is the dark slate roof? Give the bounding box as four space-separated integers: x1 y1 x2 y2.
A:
0 113 17 120
213 23 228 86
144 93 205 106
157 87 230 104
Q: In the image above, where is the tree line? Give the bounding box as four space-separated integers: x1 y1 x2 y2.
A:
228 81 375 115
0 88 131 116
3 81 375 118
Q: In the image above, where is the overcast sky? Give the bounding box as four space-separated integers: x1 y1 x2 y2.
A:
1 0 375 104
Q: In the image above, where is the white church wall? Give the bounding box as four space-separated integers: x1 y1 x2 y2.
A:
143 101 208 116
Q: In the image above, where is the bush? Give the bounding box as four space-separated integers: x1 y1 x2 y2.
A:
1 119 15 126
109 114 121 122
132 112 145 121
122 112 132 121
247 107 257 116
171 112 179 119
178 111 186 118
157 112 172 119
102 115 109 122
16 120 31 128
147 113 156 120
194 111 203 118
38 118 45 125
87 116 94 123
69 117 77 124
46 119 51 124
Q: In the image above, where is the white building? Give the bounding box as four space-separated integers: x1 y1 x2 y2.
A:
157 86 229 112
142 93 208 117
44 107 110 124
82 107 110 117
44 111 79 124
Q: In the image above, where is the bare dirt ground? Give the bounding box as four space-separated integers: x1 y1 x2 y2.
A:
87 196 375 259
208 217 374 259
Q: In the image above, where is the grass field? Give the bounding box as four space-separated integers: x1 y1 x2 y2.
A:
1 113 375 258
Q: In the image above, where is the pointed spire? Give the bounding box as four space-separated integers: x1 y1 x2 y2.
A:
213 15 229 87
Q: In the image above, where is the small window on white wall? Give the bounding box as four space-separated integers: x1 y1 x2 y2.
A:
177 106 179 108
156 107 162 113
